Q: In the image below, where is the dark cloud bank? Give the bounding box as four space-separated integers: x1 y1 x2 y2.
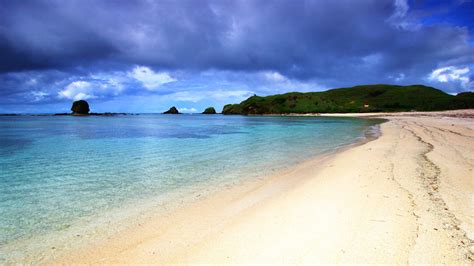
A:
0 0 473 112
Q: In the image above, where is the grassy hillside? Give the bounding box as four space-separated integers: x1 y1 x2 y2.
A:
222 84 474 115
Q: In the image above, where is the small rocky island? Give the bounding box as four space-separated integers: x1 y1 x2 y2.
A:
54 100 126 116
163 106 180 114
202 107 217 114
71 100 90 115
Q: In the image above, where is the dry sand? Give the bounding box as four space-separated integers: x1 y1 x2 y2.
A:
52 110 474 264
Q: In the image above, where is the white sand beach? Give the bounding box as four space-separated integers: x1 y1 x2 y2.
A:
52 110 474 264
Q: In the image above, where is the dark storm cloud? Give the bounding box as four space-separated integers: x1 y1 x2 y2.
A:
0 1 118 72
1 0 471 77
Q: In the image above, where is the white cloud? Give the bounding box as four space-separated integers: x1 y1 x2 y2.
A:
362 53 382 65
90 74 126 96
129 66 176 90
396 73 405 81
57 73 127 101
259 71 325 93
26 78 38 86
166 91 204 102
31 91 49 101
387 0 418 30
58 81 97 101
389 73 405 82
177 107 197 113
391 0 408 19
168 90 254 103
428 66 471 88
263 71 286 82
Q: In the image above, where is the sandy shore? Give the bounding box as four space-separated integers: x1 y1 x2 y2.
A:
52 110 474 264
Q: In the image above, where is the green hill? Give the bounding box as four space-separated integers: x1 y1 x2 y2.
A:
222 84 474 115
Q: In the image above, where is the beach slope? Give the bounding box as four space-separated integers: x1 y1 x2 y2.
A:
54 111 474 264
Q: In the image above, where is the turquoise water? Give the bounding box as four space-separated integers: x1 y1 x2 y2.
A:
0 115 380 261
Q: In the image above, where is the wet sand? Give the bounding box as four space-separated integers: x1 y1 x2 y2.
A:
52 110 474 264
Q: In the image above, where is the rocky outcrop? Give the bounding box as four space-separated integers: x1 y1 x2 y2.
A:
163 106 180 114
202 107 217 114
222 104 243 115
71 100 90 115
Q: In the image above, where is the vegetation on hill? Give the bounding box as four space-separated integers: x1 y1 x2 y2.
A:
222 85 474 115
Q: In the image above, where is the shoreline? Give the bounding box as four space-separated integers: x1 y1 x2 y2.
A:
251 108 474 118
7 110 469 264
37 119 379 264
49 109 474 264
50 137 377 264
2 117 379 264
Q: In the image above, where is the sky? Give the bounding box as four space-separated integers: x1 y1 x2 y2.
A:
0 0 473 113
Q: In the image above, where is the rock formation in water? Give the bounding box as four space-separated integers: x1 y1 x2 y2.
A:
163 106 180 114
202 107 217 114
71 100 90 115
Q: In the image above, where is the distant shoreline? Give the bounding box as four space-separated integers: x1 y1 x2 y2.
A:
253 108 474 118
1 108 473 117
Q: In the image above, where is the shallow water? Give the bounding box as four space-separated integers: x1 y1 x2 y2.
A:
0 114 380 261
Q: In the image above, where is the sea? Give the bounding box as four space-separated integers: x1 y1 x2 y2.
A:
0 114 381 262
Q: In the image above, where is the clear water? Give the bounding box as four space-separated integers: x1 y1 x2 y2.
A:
0 114 380 261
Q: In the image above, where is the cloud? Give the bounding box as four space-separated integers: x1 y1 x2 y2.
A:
388 0 410 27
57 74 127 101
395 73 406 82
0 0 473 112
392 0 409 19
428 66 472 89
263 71 286 82
31 91 49 102
259 71 325 93
128 66 176 90
1 0 472 82
58 81 96 101
177 107 197 113
168 90 254 103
